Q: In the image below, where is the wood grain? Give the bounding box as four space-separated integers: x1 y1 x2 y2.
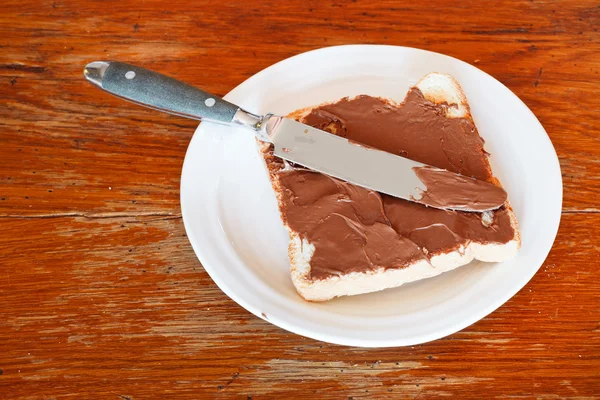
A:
0 213 599 398
1 0 599 398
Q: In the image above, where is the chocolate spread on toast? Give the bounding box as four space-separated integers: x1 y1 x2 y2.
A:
271 89 515 280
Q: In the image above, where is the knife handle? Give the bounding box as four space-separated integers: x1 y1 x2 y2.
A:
83 61 241 124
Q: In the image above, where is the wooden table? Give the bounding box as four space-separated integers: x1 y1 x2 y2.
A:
2 0 599 398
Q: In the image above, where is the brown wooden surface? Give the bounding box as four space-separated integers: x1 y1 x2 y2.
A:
1 0 599 398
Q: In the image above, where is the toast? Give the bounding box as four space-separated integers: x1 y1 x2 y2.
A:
259 73 521 301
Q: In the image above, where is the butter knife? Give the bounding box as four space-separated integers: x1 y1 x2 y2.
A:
83 61 506 212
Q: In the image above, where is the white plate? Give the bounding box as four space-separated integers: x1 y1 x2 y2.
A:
180 45 562 347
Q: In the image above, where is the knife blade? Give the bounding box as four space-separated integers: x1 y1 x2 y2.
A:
84 61 507 212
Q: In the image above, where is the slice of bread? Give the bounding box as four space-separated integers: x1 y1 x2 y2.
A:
259 73 521 302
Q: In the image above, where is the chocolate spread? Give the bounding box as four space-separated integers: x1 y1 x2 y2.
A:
271 89 515 280
413 166 507 211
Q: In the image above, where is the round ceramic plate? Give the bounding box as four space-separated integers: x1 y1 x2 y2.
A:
180 45 562 347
